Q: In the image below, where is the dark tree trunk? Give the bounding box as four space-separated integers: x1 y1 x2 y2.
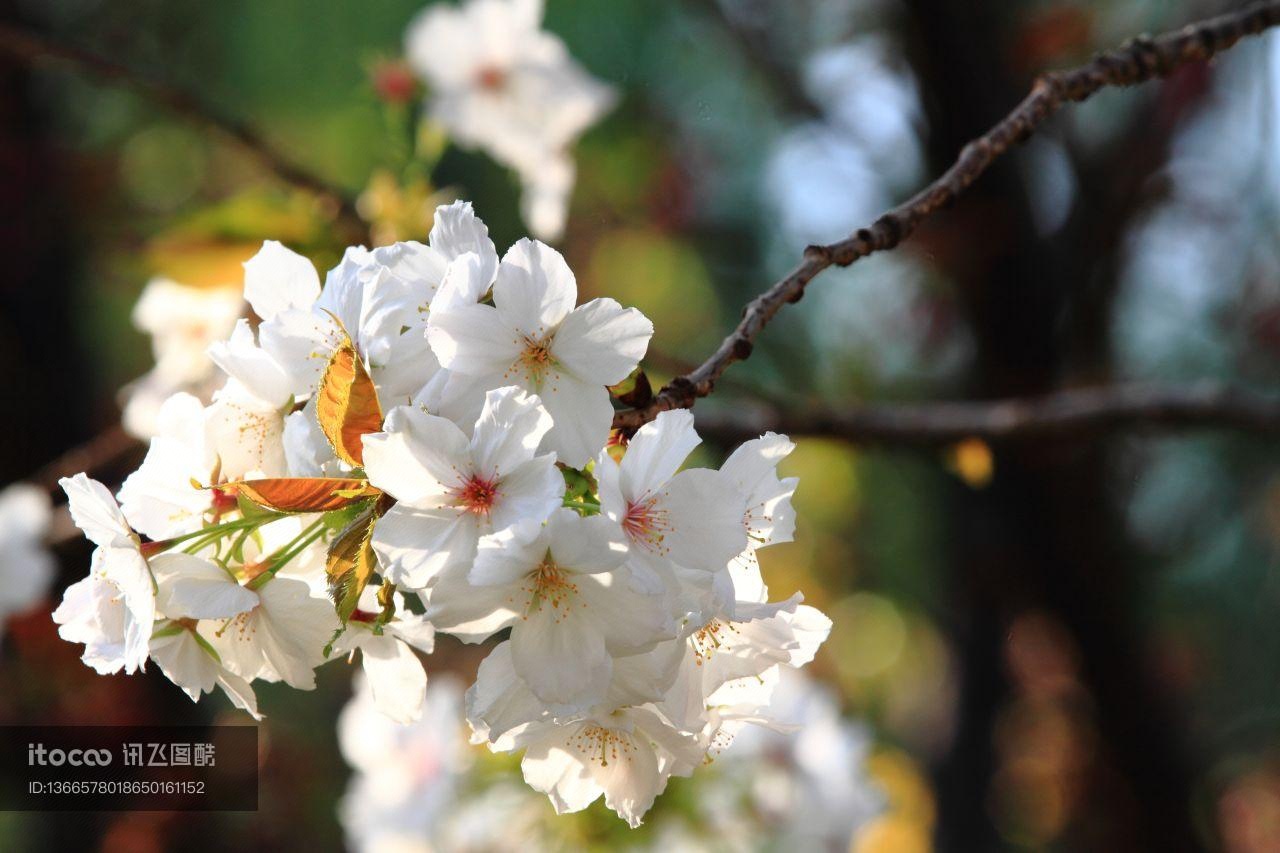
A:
904 1 1204 849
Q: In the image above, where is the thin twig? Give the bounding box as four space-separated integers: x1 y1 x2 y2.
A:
0 23 366 235
691 383 1280 446
691 0 824 119
615 0 1280 432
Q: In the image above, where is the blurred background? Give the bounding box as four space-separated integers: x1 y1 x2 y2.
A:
1 0 1279 850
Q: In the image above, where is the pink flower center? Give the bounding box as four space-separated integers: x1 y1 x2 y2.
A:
622 496 670 555
475 65 507 91
455 476 499 516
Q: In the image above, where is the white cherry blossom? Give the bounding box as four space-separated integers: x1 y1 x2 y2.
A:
428 508 671 708
219 203 498 411
661 592 832 734
467 638 702 827
516 703 702 828
595 409 748 615
427 238 652 466
58 474 156 673
720 432 799 589
404 0 616 240
204 378 292 480
53 574 140 675
362 385 562 588
192 568 337 691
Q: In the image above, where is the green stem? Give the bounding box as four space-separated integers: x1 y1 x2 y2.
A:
152 512 287 554
564 497 602 516
246 517 329 590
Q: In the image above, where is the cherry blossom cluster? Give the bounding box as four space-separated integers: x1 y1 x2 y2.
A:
55 201 831 826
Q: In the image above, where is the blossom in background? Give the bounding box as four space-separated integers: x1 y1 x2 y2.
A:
719 668 886 849
0 483 55 639
427 238 653 467
339 673 473 853
121 278 243 439
117 392 220 540
404 0 617 240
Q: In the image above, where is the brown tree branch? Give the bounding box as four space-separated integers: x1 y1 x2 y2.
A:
32 424 141 492
614 0 1280 432
0 23 366 236
691 382 1280 446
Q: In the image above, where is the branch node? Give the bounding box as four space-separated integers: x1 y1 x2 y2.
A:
803 244 833 264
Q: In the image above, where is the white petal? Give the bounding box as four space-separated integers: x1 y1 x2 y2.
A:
470 518 545 587
60 474 131 549
576 571 672 655
488 455 563 532
492 238 577 336
659 468 748 573
205 381 288 479
429 200 499 285
521 725 603 814
432 251 492 312
782 603 833 667
386 612 436 654
467 642 551 745
282 406 339 477
551 298 652 386
360 633 427 724
371 505 477 590
538 372 613 469
243 240 321 322
426 302 521 375
510 605 612 707
596 731 664 828
216 671 262 719
470 386 554 475
151 553 256 620
149 627 217 698
423 563 519 641
619 409 700 500
545 510 627 574
207 319 296 406
362 405 470 505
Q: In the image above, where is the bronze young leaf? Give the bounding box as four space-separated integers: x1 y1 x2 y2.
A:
316 332 383 467
229 478 382 513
